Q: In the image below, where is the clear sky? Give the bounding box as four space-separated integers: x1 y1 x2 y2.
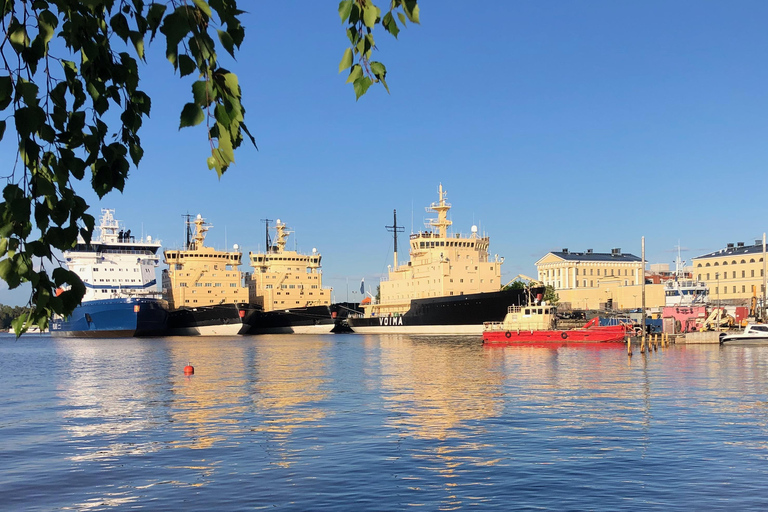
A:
2 1 768 305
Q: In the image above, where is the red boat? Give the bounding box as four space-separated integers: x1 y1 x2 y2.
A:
482 305 630 345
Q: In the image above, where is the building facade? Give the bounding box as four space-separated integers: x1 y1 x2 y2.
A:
535 248 664 309
692 240 767 305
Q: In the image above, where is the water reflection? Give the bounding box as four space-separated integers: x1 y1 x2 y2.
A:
248 336 332 468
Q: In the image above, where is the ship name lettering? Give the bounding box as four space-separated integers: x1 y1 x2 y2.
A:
378 317 404 326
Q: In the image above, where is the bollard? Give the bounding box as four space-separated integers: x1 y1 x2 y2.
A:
627 338 632 357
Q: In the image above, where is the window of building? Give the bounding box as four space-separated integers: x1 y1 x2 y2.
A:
752 270 755 277
733 271 736 279
742 285 746 293
742 271 746 278
733 286 736 293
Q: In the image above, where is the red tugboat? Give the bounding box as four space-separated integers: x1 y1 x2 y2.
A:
482 304 630 345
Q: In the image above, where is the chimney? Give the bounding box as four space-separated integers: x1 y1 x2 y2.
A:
586 249 593 254
737 242 745 248
727 243 734 249
611 248 621 256
562 248 569 254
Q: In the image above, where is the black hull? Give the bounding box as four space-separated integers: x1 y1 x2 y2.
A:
243 305 334 334
165 303 255 336
347 288 540 334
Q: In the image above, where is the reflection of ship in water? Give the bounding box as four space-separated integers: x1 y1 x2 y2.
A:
348 185 535 334
378 336 504 440
243 219 334 334
162 214 255 336
248 338 331 467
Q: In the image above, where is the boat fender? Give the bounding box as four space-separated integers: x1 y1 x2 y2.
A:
505 331 512 339
561 331 568 340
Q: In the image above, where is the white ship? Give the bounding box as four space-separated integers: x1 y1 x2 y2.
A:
50 209 168 337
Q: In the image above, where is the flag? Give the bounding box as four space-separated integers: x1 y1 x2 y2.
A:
360 278 365 295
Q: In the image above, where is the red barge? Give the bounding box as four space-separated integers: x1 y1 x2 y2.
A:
483 305 630 345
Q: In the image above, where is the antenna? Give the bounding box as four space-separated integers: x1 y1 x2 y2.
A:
261 218 273 253
182 213 193 249
386 209 404 269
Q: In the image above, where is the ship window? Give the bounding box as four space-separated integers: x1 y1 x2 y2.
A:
206 282 212 287
230 283 238 287
215 283 222 287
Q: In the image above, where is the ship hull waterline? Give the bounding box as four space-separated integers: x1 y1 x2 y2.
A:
483 326 628 345
244 305 335 335
50 298 169 338
347 288 538 336
164 303 253 337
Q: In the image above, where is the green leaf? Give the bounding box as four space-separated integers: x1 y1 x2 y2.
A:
382 12 399 38
129 32 145 60
179 103 205 128
362 4 380 28
353 76 372 100
178 55 196 77
403 1 420 23
397 12 407 26
346 64 362 84
0 76 11 110
0 120 6 140
339 48 353 73
338 0 353 22
217 29 235 58
192 0 213 18
192 80 213 107
370 61 386 78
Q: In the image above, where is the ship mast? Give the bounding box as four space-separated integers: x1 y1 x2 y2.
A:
386 209 404 269
428 184 452 238
261 218 273 254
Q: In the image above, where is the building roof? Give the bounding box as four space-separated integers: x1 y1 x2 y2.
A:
695 241 766 260
546 250 642 262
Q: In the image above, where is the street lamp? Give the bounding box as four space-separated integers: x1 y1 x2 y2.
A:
715 272 721 331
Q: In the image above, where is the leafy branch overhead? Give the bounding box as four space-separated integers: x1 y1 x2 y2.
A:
338 0 420 99
0 1 417 336
0 0 251 335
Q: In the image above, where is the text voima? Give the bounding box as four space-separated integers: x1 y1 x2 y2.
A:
379 316 404 326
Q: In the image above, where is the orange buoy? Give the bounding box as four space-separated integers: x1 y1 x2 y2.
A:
184 364 195 375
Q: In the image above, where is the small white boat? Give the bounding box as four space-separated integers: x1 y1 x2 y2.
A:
720 324 768 344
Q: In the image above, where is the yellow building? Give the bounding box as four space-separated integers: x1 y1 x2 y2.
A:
245 219 331 311
535 248 664 309
162 214 248 309
692 240 767 305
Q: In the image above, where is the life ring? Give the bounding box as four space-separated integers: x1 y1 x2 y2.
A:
561 331 568 339
505 331 512 339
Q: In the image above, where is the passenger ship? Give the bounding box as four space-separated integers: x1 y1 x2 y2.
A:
162 214 254 336
50 209 168 337
347 185 534 335
243 219 334 334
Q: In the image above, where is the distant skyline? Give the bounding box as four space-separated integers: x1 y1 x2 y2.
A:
2 1 767 306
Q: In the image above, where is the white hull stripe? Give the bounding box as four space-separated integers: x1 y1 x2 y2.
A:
349 324 483 335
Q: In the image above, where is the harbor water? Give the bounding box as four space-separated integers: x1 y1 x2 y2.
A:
3 333 768 511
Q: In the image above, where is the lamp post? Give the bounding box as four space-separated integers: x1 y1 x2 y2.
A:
715 272 721 331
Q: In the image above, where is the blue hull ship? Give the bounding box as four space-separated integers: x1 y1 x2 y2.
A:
50 209 168 338
50 297 168 338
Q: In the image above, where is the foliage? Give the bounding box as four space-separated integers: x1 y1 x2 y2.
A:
0 303 31 330
0 0 251 336
0 1 419 336
375 284 380 302
502 280 526 291
338 0 419 99
543 285 559 305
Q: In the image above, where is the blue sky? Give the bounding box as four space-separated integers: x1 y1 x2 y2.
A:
2 1 768 305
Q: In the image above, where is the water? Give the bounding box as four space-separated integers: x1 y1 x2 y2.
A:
3 333 768 511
